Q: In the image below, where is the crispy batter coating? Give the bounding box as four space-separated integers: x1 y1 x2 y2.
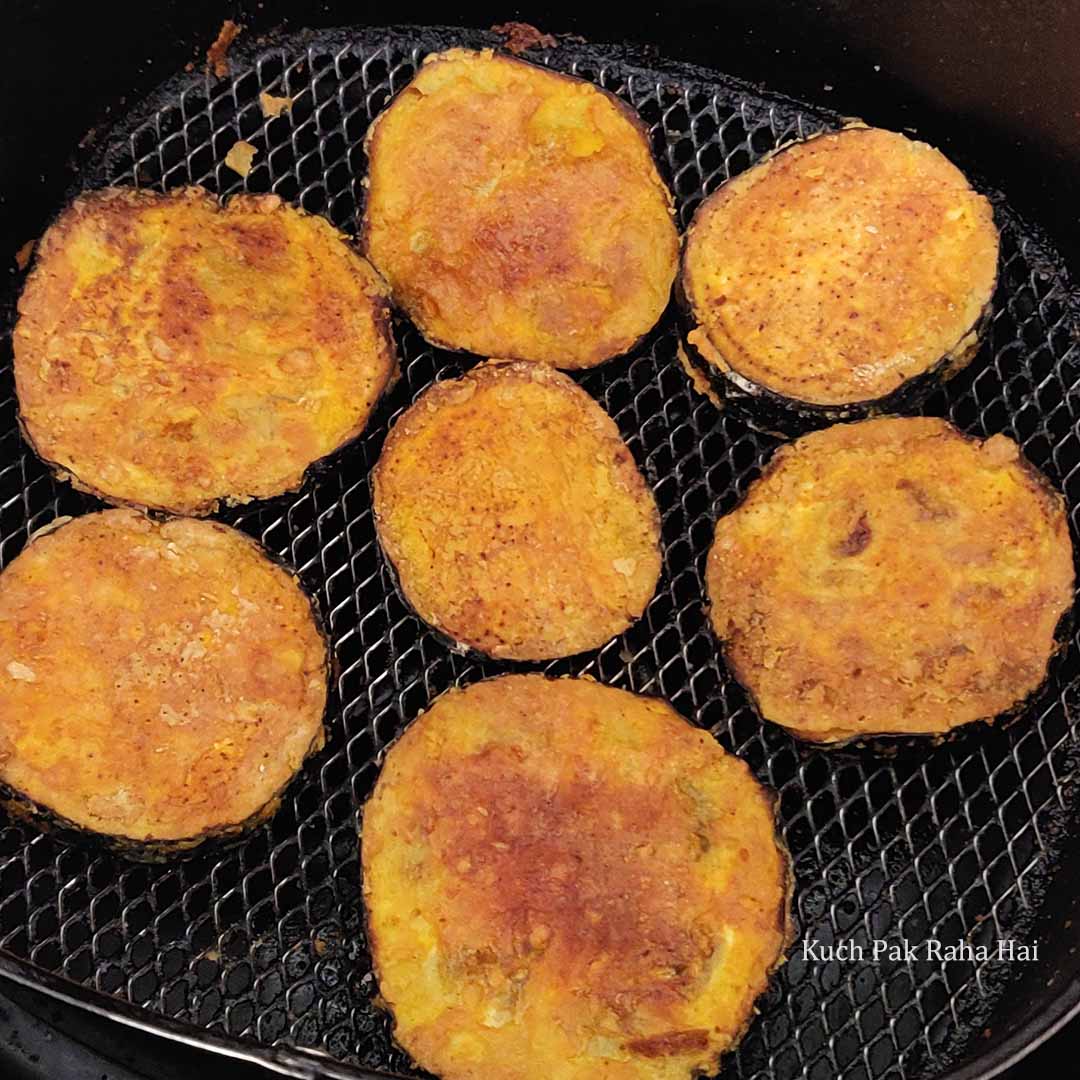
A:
363 48 679 368
707 418 1074 742
683 127 999 407
372 361 661 660
675 341 723 411
0 510 327 847
15 187 397 515
363 675 791 1080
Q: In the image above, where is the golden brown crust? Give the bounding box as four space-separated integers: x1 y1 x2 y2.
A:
362 674 791 1080
706 417 1075 742
15 186 398 515
0 510 327 844
372 360 661 660
362 48 679 368
683 127 999 406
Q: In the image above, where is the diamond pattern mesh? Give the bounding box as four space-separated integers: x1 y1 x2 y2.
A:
0 25 1077 1080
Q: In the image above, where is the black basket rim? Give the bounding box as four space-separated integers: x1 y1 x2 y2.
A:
1 21 1079 1080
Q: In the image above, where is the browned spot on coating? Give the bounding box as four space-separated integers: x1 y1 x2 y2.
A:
625 1029 711 1058
472 209 574 289
429 743 718 1013
226 219 287 265
896 477 953 520
158 269 212 346
311 294 348 346
835 512 872 556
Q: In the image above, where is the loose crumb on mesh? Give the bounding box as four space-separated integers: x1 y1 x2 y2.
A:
225 140 258 177
260 91 293 118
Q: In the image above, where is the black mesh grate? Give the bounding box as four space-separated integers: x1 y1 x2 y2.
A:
0 24 1079 1080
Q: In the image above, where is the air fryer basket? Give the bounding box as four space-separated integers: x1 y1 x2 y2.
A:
0 23 1078 1080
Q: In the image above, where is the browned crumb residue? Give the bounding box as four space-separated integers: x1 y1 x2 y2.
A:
14 240 34 272
207 19 242 78
491 21 557 53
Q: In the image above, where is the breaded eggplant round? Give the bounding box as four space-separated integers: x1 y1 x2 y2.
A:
707 417 1074 743
372 361 661 660
362 674 791 1080
15 186 397 515
0 510 327 851
682 127 999 416
363 48 679 368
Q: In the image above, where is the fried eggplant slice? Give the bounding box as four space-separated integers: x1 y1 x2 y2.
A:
682 127 999 417
362 674 792 1080
707 417 1074 743
362 48 679 368
15 186 397 515
0 510 327 852
372 360 661 660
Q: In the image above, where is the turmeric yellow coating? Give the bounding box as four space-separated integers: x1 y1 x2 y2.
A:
707 418 1074 742
363 675 791 1080
363 48 679 368
372 361 661 660
15 186 397 515
683 127 999 406
0 510 327 846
